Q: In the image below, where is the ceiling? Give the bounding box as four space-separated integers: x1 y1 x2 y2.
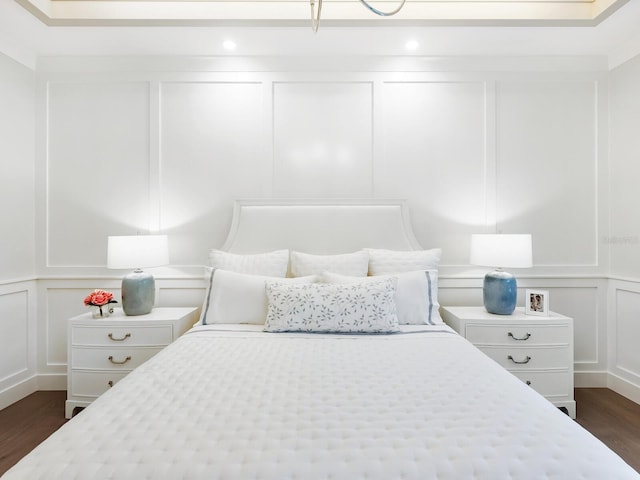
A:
14 0 629 26
2 0 640 71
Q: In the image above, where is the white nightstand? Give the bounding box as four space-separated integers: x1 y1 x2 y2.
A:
441 306 576 418
65 306 198 418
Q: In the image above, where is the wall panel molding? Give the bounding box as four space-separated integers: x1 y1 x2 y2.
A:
0 280 37 410
36 66 605 273
609 281 640 394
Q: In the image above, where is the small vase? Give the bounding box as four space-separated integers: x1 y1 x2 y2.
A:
91 304 113 318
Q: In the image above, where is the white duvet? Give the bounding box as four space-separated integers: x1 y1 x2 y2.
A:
4 325 638 479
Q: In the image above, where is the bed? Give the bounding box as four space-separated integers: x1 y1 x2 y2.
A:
3 201 638 479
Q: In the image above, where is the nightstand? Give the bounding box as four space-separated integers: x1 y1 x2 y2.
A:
441 306 576 418
65 306 198 418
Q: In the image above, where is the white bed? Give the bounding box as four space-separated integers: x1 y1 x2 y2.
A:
3 201 638 479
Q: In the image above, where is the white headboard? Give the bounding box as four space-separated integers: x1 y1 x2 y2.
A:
221 200 422 254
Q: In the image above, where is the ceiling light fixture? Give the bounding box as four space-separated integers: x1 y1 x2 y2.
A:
311 0 406 32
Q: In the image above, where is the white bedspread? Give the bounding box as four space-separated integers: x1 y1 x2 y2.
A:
4 325 638 479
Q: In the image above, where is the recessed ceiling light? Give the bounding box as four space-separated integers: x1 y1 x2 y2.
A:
222 40 237 51
405 40 419 51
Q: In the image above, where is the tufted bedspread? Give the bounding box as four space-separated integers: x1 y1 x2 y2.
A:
3 325 639 479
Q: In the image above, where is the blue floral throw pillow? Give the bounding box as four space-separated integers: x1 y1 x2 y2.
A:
264 278 399 333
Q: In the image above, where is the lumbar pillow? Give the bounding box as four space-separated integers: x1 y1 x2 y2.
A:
322 270 442 325
366 248 442 275
264 278 399 333
199 268 316 325
290 250 369 277
208 249 289 278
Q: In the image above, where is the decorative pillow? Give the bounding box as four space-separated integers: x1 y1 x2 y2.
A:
208 249 289 277
199 268 316 325
290 250 369 277
322 270 442 325
264 278 399 333
366 248 442 275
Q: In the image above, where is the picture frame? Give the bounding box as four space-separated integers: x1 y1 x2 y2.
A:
525 289 549 316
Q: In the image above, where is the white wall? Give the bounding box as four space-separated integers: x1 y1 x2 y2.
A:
29 56 610 391
37 58 607 273
0 52 37 409
0 53 35 280
607 53 640 402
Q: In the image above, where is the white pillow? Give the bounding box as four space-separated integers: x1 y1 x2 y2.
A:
208 249 289 277
200 268 316 325
290 250 369 277
264 278 399 333
322 270 442 325
366 248 442 275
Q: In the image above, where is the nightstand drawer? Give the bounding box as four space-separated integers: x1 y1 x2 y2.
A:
71 371 129 397
72 347 163 370
466 324 569 346
66 307 199 419
511 370 572 398
441 306 576 418
72 325 172 346
477 346 570 370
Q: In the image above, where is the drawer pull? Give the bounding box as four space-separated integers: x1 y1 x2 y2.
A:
508 355 531 365
526 380 532 386
108 355 131 365
108 380 114 387
108 333 131 342
508 332 531 341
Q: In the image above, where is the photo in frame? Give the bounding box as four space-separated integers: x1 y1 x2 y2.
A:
525 289 549 316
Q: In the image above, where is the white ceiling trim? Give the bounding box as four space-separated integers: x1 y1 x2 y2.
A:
16 0 628 26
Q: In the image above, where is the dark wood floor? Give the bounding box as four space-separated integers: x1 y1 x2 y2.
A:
1 389 639 476
574 388 640 472
0 391 69 476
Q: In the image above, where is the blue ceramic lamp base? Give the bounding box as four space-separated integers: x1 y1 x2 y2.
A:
483 269 517 315
121 269 155 316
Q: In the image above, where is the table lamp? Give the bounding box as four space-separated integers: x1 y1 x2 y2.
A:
107 235 169 316
470 234 532 315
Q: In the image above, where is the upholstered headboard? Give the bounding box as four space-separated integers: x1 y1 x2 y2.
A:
221 200 421 254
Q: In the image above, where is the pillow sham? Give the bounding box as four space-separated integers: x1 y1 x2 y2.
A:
290 250 369 277
208 249 289 277
199 268 316 325
366 248 442 275
322 270 442 325
264 278 399 333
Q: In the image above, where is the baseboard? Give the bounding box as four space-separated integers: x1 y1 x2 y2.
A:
560 371 639 405
0 375 38 411
37 373 67 391
574 371 609 388
607 372 640 405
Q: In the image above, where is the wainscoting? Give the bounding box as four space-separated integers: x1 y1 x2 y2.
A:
2 273 639 408
19 274 611 390
0 280 37 410
607 279 640 404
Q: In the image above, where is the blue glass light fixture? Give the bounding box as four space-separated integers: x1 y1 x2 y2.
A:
470 234 533 315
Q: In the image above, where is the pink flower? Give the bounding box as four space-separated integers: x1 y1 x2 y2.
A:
84 289 116 307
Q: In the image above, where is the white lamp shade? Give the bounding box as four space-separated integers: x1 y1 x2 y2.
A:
470 234 532 269
107 235 169 269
